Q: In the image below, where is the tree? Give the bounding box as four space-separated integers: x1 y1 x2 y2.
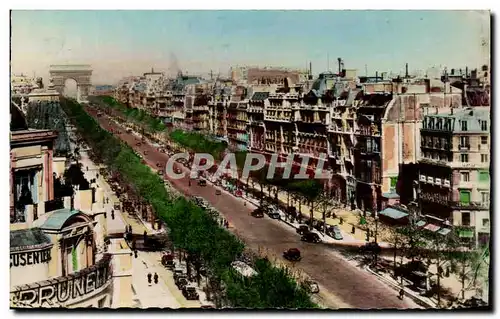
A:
450 240 490 301
63 163 90 191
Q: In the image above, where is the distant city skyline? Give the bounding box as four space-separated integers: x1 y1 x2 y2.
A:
11 10 490 84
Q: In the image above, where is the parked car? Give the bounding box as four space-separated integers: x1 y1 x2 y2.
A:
301 231 321 243
161 252 175 269
331 225 343 240
296 225 309 235
182 285 199 300
173 268 186 281
268 211 281 219
136 142 141 146
174 272 188 288
251 208 264 218
198 179 207 186
283 248 301 262
144 151 148 155
215 189 222 195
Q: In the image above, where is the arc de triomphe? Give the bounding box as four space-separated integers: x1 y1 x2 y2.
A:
49 65 92 103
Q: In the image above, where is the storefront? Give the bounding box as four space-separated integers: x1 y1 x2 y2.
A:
10 228 54 288
10 254 113 308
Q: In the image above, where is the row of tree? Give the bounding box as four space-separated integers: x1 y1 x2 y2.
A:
169 129 227 161
61 97 316 308
95 96 166 133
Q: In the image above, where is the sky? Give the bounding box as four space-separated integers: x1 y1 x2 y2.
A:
10 10 490 85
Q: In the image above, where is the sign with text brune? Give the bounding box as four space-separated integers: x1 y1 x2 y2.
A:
10 254 112 308
10 248 52 268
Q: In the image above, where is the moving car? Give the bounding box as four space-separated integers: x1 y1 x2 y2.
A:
251 208 264 218
136 142 142 146
283 248 301 262
144 150 148 155
359 242 382 255
215 189 222 195
198 179 207 186
331 225 343 240
296 225 309 235
182 285 199 300
301 231 321 243
268 211 281 219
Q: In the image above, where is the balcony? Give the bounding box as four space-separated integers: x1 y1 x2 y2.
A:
435 178 442 186
450 201 489 210
419 174 427 182
459 144 471 151
427 176 434 184
443 179 451 187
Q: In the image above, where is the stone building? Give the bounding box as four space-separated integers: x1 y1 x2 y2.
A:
9 105 115 308
417 107 490 247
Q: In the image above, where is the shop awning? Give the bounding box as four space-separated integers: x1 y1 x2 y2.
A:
424 224 441 232
459 230 475 238
415 220 426 227
437 228 451 236
378 207 409 220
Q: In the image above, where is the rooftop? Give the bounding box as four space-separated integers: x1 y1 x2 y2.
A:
40 208 83 231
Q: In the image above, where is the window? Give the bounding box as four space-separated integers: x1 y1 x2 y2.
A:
460 190 471 205
481 136 488 144
481 192 490 206
437 119 443 130
482 218 490 228
481 120 488 131
429 118 435 129
481 154 488 163
461 172 470 182
460 136 469 147
462 212 471 226
444 119 451 131
461 154 469 162
461 120 468 131
479 171 490 182
390 177 397 191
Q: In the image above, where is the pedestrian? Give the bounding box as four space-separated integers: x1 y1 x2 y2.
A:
111 210 115 220
86 166 88 172
244 201 246 207
96 173 99 179
154 273 159 284
339 217 344 225
147 273 152 285
134 250 138 259
351 225 355 234
399 288 404 300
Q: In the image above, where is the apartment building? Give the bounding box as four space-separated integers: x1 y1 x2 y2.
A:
418 107 490 246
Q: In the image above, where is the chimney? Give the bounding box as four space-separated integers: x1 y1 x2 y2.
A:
375 71 378 83
309 62 313 80
405 63 409 78
425 79 431 93
465 66 469 77
337 58 342 74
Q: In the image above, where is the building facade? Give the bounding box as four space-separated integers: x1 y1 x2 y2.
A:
417 107 490 246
